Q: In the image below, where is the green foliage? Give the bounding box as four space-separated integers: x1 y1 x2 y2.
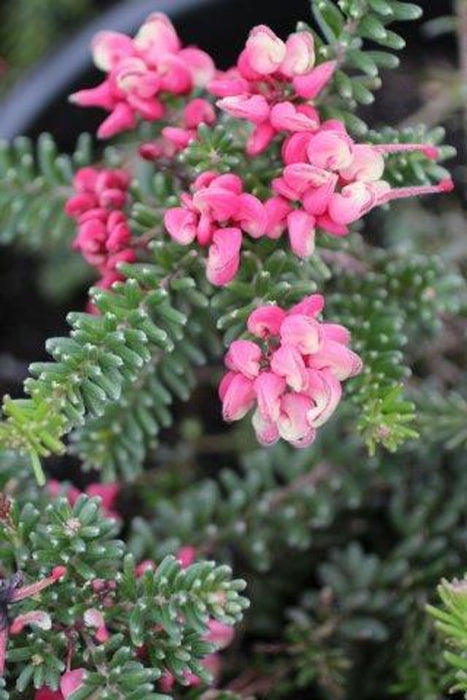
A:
0 133 92 249
129 441 372 572
311 0 423 133
0 492 248 698
428 578 467 698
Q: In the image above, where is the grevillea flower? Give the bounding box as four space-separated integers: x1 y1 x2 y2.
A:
0 567 67 675
271 121 453 240
70 13 215 138
209 24 334 154
219 294 361 447
65 167 136 306
164 172 267 285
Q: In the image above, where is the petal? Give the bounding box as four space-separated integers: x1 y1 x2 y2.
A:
217 94 270 124
287 210 316 258
283 163 333 193
282 131 313 165
219 372 256 421
60 669 86 699
184 98 216 128
225 339 262 379
281 31 315 77
289 294 325 318
247 122 276 155
302 174 338 216
164 208 197 244
307 340 363 380
193 187 240 220
264 196 292 239
307 130 353 171
236 193 268 238
305 368 342 427
339 144 385 183
208 75 250 97
92 31 135 71
280 314 324 354
210 174 243 194
270 101 319 132
328 181 376 225
206 227 242 286
247 305 286 338
277 393 316 446
254 371 286 422
179 47 216 87
134 12 181 57
69 80 116 110
252 409 280 446
245 25 286 75
97 103 136 139
10 611 52 635
270 344 309 392
293 60 336 99
322 323 351 345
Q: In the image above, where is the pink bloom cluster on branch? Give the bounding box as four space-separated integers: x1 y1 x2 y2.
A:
65 167 135 291
70 13 215 138
219 294 362 448
209 24 335 155
274 121 454 240
164 171 267 285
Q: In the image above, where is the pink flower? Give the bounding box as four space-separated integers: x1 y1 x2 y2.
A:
60 669 85 699
275 120 452 238
219 296 362 448
209 25 334 154
66 167 134 280
70 13 215 138
164 173 267 286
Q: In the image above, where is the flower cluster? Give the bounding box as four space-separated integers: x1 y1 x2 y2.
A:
65 167 135 291
273 121 454 239
164 171 267 285
70 13 215 138
140 97 216 160
219 294 362 447
209 24 335 155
